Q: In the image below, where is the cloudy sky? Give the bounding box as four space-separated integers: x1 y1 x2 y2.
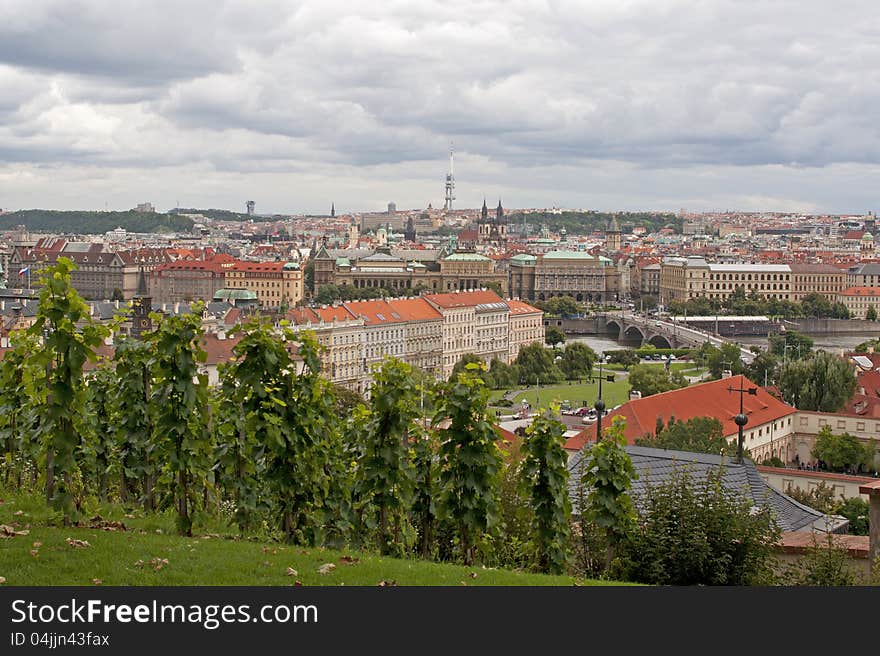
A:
1 0 878 215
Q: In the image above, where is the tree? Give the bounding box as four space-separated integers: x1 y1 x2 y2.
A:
560 342 597 382
620 465 781 585
450 353 486 382
747 350 780 387
112 337 155 510
811 426 873 472
545 326 566 348
539 295 580 317
332 384 364 416
519 408 571 574
215 318 293 533
627 363 687 397
147 306 210 536
777 351 856 412
358 358 418 556
303 260 315 294
514 343 563 386
0 332 43 490
605 349 640 369
265 331 339 544
867 305 878 322
801 293 835 318
578 416 637 572
82 363 116 502
769 330 813 360
27 257 109 522
488 358 519 390
703 342 746 379
434 364 503 565
635 417 740 456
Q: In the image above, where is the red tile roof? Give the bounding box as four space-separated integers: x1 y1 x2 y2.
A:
385 297 442 321
839 286 880 297
343 299 405 325
287 304 359 325
506 299 542 315
229 261 286 273
565 375 797 451
424 289 504 309
200 333 243 365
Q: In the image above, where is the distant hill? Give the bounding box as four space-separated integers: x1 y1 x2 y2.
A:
507 210 683 235
170 208 287 223
0 210 195 234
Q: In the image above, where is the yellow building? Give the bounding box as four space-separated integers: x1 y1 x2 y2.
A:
224 261 303 310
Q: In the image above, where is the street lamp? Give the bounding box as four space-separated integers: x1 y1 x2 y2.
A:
589 357 615 443
728 382 758 463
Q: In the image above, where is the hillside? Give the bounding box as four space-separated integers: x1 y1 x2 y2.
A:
0 210 194 235
0 492 622 587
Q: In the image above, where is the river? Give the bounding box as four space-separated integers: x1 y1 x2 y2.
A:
569 333 875 356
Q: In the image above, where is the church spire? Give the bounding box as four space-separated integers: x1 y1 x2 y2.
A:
331 202 335 218
496 199 504 224
481 197 488 221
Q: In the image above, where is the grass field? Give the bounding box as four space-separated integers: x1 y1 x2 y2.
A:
496 379 631 411
0 491 627 586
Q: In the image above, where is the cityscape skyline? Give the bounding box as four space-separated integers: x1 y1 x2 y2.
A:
2 2 879 215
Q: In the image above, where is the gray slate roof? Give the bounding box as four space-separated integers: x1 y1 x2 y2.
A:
567 445 848 533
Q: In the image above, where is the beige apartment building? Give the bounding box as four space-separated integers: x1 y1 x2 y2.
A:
837 287 880 319
225 261 304 310
789 263 846 301
507 299 545 361
386 297 444 379
287 304 365 392
660 257 792 305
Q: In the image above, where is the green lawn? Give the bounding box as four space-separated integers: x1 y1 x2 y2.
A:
0 491 626 586
500 379 631 411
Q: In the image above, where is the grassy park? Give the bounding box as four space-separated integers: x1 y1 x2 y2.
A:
0 490 630 586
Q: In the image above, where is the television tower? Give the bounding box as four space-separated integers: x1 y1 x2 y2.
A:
444 145 455 211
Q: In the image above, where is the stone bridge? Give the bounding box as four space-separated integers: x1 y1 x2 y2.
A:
596 313 756 364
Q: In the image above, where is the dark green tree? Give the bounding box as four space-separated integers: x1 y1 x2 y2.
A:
515 343 563 386
215 318 291 533
811 426 873 472
560 342 596 382
434 364 503 564
578 416 637 572
635 417 740 456
627 363 687 397
769 330 813 360
358 358 418 556
867 305 878 322
620 465 781 585
519 407 571 574
747 350 780 387
147 306 210 536
112 337 155 510
266 331 338 544
777 351 856 412
545 326 566 348
27 257 109 522
0 332 43 489
82 363 116 502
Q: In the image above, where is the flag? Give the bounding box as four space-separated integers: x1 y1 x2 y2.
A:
18 266 30 276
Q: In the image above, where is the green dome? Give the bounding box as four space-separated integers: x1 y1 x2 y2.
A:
213 288 258 302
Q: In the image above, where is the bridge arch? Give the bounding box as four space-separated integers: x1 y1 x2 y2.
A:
604 320 622 336
622 325 646 344
647 334 673 349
